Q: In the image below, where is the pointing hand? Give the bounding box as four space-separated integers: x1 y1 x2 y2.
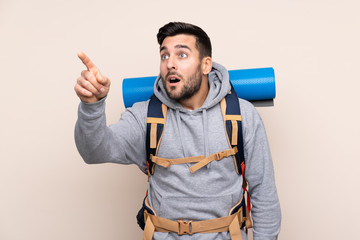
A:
74 52 111 103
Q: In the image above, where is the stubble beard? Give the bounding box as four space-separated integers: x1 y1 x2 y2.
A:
162 64 202 102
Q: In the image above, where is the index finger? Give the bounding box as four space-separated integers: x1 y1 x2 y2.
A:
77 51 98 73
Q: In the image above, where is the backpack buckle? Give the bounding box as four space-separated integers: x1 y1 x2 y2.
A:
215 151 225 161
177 220 193 235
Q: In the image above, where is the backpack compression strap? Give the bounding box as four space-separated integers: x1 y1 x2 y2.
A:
146 95 167 175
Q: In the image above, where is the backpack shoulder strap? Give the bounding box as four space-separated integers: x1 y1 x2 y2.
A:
220 84 245 176
146 95 167 175
221 84 252 230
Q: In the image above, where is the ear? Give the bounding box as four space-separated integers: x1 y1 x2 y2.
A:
201 57 212 75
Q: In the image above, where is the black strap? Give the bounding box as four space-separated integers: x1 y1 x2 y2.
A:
146 95 165 175
224 84 245 175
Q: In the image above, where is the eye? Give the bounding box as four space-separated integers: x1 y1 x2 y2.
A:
180 53 187 58
161 54 169 60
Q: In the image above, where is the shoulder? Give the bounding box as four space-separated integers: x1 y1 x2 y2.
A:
238 98 264 135
238 98 260 119
120 100 150 126
127 100 149 112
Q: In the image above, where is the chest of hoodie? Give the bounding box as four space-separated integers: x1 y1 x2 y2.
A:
148 104 243 221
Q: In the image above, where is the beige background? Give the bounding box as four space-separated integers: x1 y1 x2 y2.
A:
1 0 359 239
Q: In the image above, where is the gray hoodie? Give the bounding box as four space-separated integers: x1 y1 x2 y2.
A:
75 62 281 240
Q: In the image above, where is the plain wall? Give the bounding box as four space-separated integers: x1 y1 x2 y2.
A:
1 0 359 239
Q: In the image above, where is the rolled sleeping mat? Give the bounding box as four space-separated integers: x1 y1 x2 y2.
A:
122 67 276 108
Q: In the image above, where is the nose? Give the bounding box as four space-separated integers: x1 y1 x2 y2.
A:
167 56 177 70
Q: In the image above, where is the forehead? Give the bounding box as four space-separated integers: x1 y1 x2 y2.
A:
160 34 197 50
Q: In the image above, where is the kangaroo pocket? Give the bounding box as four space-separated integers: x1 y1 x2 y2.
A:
158 194 233 221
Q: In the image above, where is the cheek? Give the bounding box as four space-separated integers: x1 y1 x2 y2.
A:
184 62 200 77
160 63 167 77
177 63 191 76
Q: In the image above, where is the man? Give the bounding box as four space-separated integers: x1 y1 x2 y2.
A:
74 22 281 239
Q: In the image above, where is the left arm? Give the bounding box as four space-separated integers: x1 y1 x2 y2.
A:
240 99 281 240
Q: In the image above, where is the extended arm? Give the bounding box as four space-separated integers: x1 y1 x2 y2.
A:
74 99 148 172
74 52 148 172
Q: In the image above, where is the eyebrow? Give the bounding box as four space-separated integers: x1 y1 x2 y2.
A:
160 44 192 52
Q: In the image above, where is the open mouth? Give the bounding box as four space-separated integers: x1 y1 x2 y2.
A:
169 77 180 83
167 75 181 84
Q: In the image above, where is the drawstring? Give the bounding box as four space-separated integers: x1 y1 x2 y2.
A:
202 109 210 169
175 109 186 157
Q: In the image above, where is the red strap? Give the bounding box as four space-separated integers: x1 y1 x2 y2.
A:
242 186 251 214
241 162 245 176
240 161 250 213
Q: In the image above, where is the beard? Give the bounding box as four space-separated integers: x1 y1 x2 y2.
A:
162 64 202 102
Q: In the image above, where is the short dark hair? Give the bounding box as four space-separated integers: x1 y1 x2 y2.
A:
157 22 212 59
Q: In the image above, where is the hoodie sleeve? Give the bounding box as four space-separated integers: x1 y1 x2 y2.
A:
74 98 148 173
240 99 281 240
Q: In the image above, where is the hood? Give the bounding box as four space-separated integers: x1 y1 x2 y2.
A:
153 62 231 111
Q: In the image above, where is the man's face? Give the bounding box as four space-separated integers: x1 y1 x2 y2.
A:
160 34 203 101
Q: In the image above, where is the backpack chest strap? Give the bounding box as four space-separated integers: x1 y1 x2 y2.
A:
150 147 238 173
